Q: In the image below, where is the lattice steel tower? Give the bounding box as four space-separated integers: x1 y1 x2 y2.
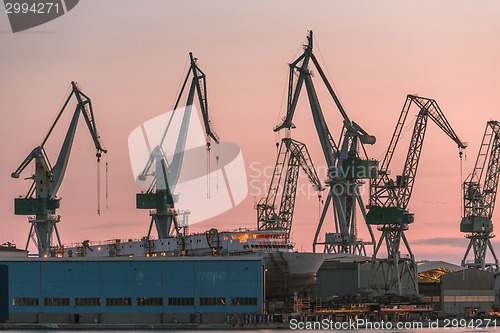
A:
461 121 500 273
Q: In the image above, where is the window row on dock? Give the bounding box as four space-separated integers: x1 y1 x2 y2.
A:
12 296 258 307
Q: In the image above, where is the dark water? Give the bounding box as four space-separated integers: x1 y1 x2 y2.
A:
4 329 499 333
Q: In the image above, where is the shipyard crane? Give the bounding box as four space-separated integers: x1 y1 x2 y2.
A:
256 138 323 242
137 52 219 240
11 81 107 257
461 120 500 272
367 95 467 297
274 31 378 255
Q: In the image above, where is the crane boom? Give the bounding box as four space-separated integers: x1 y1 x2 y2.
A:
50 108 80 196
397 96 466 209
481 122 500 218
461 120 500 272
368 95 466 218
11 81 107 256
257 138 323 241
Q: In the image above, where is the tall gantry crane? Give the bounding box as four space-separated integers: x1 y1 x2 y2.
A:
136 52 219 239
11 81 107 257
367 95 466 297
274 31 378 255
256 138 323 242
461 121 500 272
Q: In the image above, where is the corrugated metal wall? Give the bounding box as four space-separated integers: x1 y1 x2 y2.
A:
0 257 263 323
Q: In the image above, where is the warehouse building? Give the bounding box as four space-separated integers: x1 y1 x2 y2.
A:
314 258 496 318
0 256 263 324
417 260 465 312
440 269 495 318
417 262 495 318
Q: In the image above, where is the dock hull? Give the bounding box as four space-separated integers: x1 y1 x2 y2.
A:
63 229 327 299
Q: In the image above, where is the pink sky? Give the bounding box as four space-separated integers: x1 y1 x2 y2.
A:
1 1 499 264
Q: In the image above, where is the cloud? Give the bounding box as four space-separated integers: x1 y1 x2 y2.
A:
75 221 140 231
413 237 500 248
413 237 468 248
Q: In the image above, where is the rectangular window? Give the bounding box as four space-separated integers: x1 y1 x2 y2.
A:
137 297 163 306
44 298 70 306
231 297 257 306
444 296 456 302
444 295 494 303
168 297 194 306
199 297 225 306
105 298 131 306
12 297 39 306
75 298 101 306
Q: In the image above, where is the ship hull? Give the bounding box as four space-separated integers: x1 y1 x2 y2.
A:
264 252 326 298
